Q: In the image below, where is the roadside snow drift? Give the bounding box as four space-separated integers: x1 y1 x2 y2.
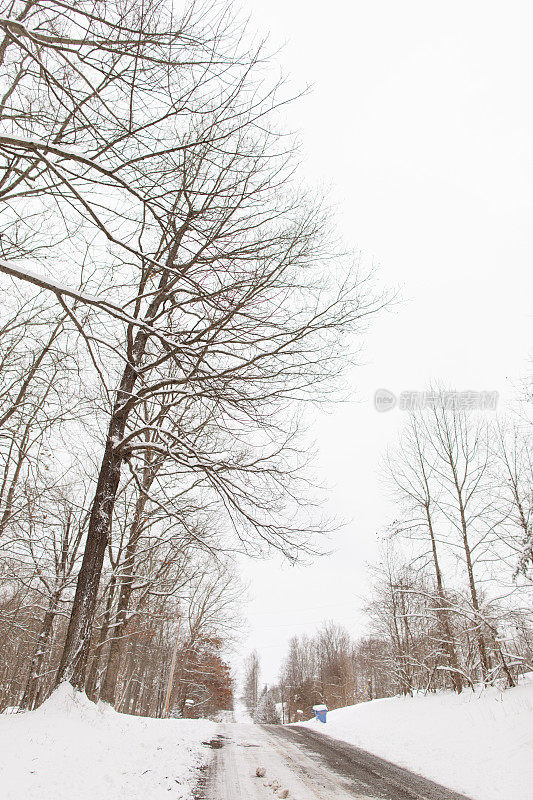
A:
298 674 533 800
0 683 215 800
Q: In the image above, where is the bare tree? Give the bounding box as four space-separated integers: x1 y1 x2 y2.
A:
242 649 260 714
316 622 354 707
0 0 382 691
18 484 86 709
384 415 464 691
379 405 533 689
280 634 318 722
415 406 495 680
168 560 242 718
491 419 533 581
0 289 78 544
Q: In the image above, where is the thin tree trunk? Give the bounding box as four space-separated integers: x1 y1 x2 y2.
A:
446 435 491 682
425 507 463 692
117 634 140 713
85 575 117 701
459 511 490 680
20 592 60 710
0 422 31 536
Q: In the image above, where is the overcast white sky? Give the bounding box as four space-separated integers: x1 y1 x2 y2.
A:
234 0 533 686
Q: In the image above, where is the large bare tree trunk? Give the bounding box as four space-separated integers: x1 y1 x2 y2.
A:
56 297 157 686
99 466 154 704
55 365 136 688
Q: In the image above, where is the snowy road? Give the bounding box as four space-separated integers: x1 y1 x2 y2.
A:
203 723 474 800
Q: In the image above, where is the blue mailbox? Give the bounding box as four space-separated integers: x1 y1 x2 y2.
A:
312 704 328 723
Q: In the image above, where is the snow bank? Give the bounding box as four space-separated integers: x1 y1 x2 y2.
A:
0 683 216 800
298 674 533 800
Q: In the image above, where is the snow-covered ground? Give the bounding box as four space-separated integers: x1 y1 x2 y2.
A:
298 674 533 800
0 683 215 800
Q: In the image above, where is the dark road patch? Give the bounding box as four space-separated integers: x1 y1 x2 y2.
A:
202 737 225 749
265 725 474 800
